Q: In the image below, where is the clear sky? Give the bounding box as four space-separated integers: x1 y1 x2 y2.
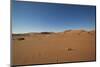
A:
12 0 96 33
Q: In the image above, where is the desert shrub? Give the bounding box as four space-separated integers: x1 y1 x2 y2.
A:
17 38 25 40
40 32 52 34
67 48 73 51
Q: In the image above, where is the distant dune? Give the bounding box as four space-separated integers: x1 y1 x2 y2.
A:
12 30 96 66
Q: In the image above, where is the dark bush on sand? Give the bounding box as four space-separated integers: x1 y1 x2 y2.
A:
17 38 25 40
40 32 54 34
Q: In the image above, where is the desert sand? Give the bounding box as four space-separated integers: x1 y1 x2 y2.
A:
12 30 96 66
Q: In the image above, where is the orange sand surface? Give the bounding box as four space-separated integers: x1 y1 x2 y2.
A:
12 30 96 65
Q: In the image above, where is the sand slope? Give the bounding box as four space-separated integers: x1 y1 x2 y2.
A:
12 30 96 65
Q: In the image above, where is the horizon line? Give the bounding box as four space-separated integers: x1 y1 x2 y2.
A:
12 29 95 34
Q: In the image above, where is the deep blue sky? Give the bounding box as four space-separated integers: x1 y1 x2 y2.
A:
12 1 96 33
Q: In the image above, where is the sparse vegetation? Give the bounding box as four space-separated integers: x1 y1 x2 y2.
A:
17 38 25 40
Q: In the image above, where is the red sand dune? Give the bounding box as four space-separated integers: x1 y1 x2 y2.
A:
12 30 96 65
